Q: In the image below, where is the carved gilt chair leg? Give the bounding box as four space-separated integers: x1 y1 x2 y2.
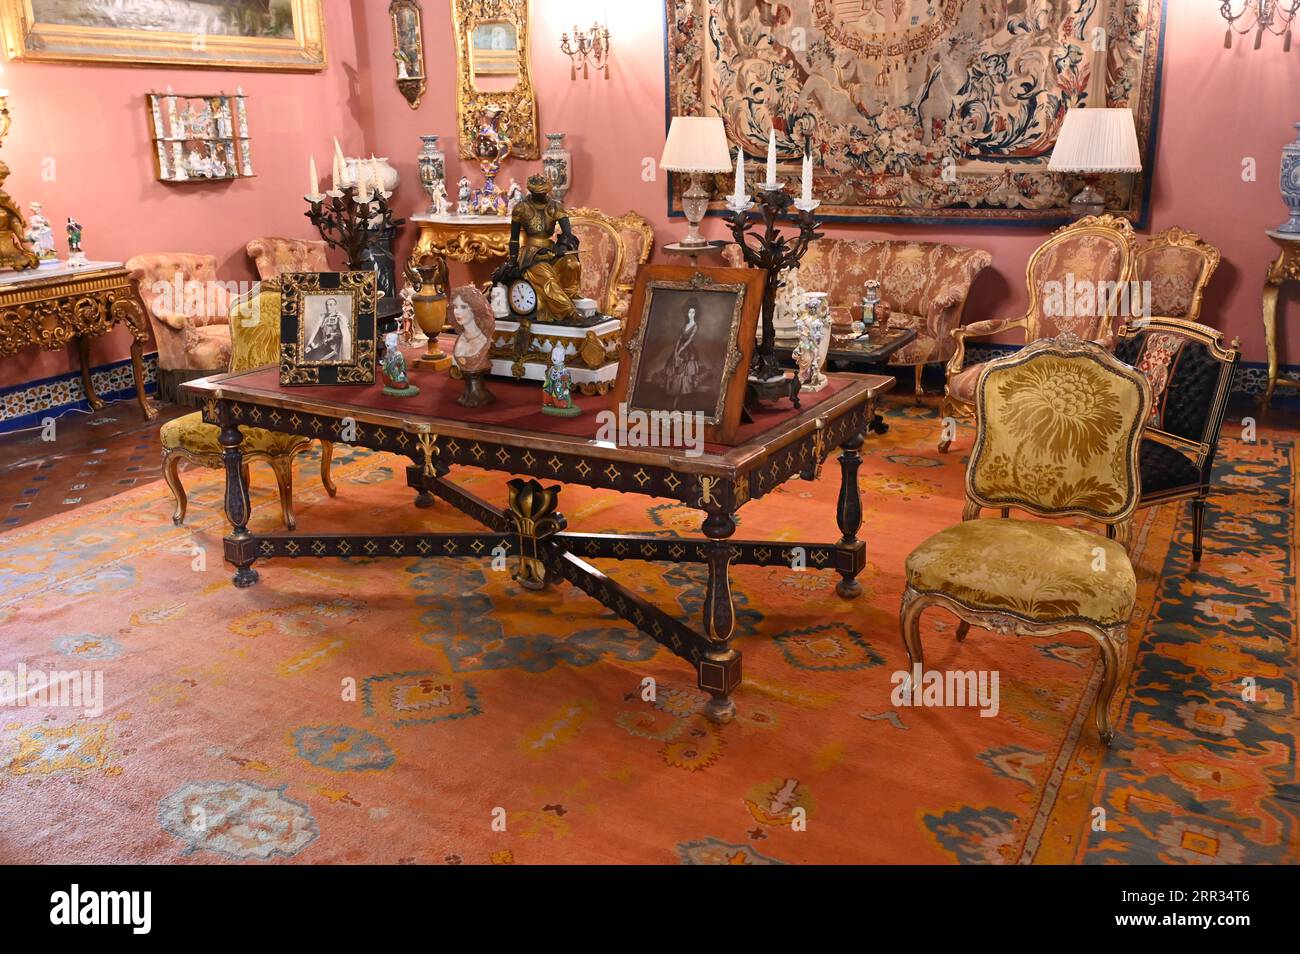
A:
270 456 296 531
899 589 927 677
319 439 337 497
937 396 954 454
914 363 925 404
162 448 189 526
1086 625 1123 746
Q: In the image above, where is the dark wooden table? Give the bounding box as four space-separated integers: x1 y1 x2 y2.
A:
825 325 917 368
183 364 894 723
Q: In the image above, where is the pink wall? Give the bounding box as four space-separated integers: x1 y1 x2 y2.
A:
0 0 367 388
5 0 1299 394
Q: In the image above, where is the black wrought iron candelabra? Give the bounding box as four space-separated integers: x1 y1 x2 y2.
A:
725 181 822 407
305 184 405 330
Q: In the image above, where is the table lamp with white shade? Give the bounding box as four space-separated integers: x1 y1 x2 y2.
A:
661 115 733 248
1047 107 1142 218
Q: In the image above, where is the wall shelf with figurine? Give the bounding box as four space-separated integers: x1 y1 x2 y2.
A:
146 89 253 184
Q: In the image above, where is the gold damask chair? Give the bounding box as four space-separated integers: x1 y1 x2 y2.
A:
942 214 1137 452
161 283 335 529
566 207 654 318
245 237 330 281
1134 227 1221 323
901 335 1152 746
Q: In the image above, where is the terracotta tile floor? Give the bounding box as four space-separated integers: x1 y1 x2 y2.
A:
0 393 1294 535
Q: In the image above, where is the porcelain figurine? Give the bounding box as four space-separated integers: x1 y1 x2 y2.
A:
380 332 420 397
541 344 581 417
66 217 87 267
449 285 496 407
24 202 58 265
433 180 450 217
506 179 525 213
456 176 472 216
793 293 831 392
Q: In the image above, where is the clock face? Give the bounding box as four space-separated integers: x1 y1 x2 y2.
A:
509 280 537 316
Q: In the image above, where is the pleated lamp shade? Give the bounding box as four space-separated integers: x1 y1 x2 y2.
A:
660 116 733 173
1048 108 1142 173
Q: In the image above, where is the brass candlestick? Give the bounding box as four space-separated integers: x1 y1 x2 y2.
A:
725 182 822 406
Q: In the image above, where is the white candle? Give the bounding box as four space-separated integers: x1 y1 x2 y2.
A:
801 150 813 204
766 128 777 185
370 156 383 196
309 156 319 199
733 148 745 201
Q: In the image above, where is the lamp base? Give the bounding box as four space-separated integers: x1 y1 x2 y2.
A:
678 172 712 247
1068 177 1106 219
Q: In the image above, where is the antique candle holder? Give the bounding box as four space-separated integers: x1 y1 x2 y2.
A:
725 180 823 407
305 183 405 332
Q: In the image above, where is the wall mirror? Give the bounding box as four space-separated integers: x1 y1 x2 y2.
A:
452 0 537 159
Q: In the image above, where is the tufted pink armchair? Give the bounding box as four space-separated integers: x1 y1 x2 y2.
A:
245 237 330 281
125 252 232 376
725 239 991 401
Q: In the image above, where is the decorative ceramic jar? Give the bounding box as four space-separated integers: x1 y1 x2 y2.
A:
417 135 446 212
1280 122 1300 234
346 156 399 194
542 132 572 203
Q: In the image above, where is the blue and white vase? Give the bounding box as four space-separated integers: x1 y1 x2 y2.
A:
1281 122 1300 234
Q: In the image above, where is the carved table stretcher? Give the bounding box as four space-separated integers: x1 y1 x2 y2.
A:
183 366 893 723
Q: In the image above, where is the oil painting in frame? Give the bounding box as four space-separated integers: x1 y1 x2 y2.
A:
613 265 765 446
0 0 326 71
279 271 377 387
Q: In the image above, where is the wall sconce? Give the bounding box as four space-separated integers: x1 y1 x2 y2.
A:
559 23 611 80
1219 0 1299 49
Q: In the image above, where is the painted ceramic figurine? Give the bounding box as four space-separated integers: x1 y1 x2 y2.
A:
541 344 581 417
506 179 525 213
456 176 472 216
66 217 87 267
24 202 58 265
433 180 450 216
449 285 496 407
793 293 830 392
380 332 419 397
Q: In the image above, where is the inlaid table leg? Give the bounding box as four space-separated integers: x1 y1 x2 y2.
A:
219 405 259 588
835 431 866 599
77 337 105 412
700 510 741 724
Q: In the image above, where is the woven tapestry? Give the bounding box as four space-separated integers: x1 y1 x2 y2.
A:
664 0 1166 224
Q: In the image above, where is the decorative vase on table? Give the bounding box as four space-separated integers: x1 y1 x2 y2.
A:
1280 122 1300 234
346 156 400 194
417 135 446 214
542 132 572 204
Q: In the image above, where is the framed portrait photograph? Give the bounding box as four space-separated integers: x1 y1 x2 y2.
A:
0 0 326 71
279 271 377 386
613 265 766 445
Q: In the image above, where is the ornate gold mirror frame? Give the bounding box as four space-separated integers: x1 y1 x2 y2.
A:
390 0 427 109
451 0 538 159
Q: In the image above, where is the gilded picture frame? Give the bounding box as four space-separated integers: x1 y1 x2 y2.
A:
279 271 377 387
389 0 426 109
613 266 765 445
451 0 538 159
0 0 326 71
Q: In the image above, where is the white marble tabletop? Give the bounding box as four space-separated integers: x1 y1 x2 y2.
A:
0 260 123 287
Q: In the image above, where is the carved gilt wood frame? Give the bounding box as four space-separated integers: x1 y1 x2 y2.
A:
450 0 539 159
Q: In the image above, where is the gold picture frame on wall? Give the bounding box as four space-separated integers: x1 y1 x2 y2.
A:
0 0 326 71
389 0 426 109
451 0 538 159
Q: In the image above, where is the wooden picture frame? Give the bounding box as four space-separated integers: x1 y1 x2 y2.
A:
279 271 377 386
613 265 766 445
0 0 326 71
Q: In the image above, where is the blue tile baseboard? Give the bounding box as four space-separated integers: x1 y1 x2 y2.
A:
962 343 1299 399
0 353 159 435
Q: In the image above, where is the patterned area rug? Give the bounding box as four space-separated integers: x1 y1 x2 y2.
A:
0 404 1294 864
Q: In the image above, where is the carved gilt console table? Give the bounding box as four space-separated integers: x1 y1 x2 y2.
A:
183 364 893 723
0 261 156 419
406 212 510 295
1261 229 1300 409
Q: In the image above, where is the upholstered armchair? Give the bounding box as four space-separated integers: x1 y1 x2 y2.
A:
901 335 1152 746
724 239 991 401
941 214 1137 451
1114 317 1240 561
245 237 330 281
126 252 232 401
161 283 335 529
1134 227 1221 323
566 207 654 318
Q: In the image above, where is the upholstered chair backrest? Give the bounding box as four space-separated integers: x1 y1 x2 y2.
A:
245 237 330 281
1134 227 1221 322
1024 214 1137 342
1113 317 1239 451
566 208 654 318
227 283 282 374
968 334 1151 524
